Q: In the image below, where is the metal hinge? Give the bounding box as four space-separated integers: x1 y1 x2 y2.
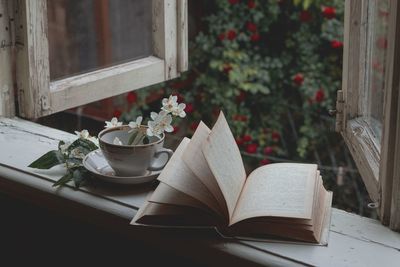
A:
334 90 344 132
335 90 344 132
40 95 50 111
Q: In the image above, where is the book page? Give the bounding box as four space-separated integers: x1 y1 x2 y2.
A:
132 201 217 226
182 121 228 218
202 112 247 220
149 182 212 214
230 163 317 225
157 137 223 216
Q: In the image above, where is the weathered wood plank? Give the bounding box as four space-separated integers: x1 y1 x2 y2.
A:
177 0 188 72
15 0 50 119
380 0 400 227
0 0 15 117
241 230 400 267
341 0 362 125
344 118 380 201
50 56 164 113
0 117 150 212
392 89 400 229
331 209 400 250
152 0 178 79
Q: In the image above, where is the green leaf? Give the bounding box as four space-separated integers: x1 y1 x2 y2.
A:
128 130 138 145
72 168 87 188
67 138 98 153
293 0 302 6
303 0 312 9
53 172 73 187
28 150 65 169
58 140 65 150
143 137 149 144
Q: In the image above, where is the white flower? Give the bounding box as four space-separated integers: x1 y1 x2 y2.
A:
75 129 90 139
161 95 178 113
172 103 186 118
128 116 143 133
147 111 174 138
105 117 122 128
70 148 85 159
59 141 71 155
73 130 99 147
113 137 123 145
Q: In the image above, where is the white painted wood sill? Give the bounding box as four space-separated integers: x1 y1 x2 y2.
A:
1 117 400 267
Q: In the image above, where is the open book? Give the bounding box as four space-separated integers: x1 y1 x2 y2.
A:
131 112 333 244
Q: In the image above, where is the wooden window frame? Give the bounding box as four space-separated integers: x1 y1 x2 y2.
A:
0 0 14 117
13 0 188 119
340 0 400 229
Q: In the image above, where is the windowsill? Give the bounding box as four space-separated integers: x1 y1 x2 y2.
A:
1 117 400 266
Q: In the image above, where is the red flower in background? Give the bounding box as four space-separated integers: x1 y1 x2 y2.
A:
331 40 343 49
113 109 122 118
272 131 281 142
246 143 258 154
263 146 274 155
377 37 388 49
315 89 325 103
236 91 246 103
185 103 194 114
293 73 304 86
227 30 237 40
229 0 239 4
218 33 225 41
242 134 252 142
246 22 257 32
190 122 199 131
236 137 244 146
233 114 248 122
372 60 384 74
247 0 256 9
126 92 137 103
299 10 312 23
173 126 180 133
260 158 270 165
223 64 233 74
250 33 261 42
322 6 336 19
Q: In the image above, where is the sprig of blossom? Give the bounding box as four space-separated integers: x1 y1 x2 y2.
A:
105 117 123 128
75 129 99 146
29 129 99 188
128 116 143 133
104 94 187 146
147 111 174 138
162 95 179 112
161 95 187 118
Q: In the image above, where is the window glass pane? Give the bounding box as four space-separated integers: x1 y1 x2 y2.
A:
47 0 152 81
363 0 389 142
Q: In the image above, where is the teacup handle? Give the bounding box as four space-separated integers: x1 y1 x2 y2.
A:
148 148 173 172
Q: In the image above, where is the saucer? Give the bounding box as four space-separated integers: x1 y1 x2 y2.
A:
82 149 163 184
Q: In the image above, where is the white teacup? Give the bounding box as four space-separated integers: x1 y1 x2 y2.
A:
98 126 173 177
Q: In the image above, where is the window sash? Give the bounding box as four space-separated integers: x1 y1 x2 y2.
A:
341 0 381 201
341 0 400 229
14 0 188 119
